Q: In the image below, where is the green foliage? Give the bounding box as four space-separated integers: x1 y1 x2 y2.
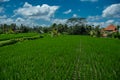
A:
0 28 3 34
20 25 29 33
90 26 101 37
95 26 101 37
112 32 120 39
42 27 50 33
90 30 96 37
8 29 14 34
67 25 91 35
0 35 120 79
67 17 86 26
51 28 59 37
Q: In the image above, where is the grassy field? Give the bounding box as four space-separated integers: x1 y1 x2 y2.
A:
0 35 120 80
0 33 39 41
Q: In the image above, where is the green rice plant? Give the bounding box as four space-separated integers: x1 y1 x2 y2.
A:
0 35 120 80
0 33 39 41
0 39 18 47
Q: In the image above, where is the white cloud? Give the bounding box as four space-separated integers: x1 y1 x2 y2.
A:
23 2 32 8
15 17 36 27
0 17 39 27
40 24 49 27
87 15 116 27
87 22 104 26
0 15 7 19
16 17 25 22
87 15 102 21
73 14 77 17
52 19 67 24
106 20 114 24
63 9 72 14
0 18 13 25
14 2 59 21
102 3 120 18
0 0 9 2
80 0 98 2
87 20 118 28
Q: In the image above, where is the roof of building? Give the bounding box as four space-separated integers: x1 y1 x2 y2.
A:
104 24 117 31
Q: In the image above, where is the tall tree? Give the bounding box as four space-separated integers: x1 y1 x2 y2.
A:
67 17 86 26
66 17 87 35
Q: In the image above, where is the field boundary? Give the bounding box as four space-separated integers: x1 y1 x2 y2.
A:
0 35 43 47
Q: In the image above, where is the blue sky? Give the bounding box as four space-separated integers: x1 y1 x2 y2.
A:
0 0 120 27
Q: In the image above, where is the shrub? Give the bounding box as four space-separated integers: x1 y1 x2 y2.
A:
0 29 3 34
112 32 120 39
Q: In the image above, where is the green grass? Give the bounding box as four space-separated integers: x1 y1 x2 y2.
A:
0 35 120 80
0 35 43 47
0 33 39 41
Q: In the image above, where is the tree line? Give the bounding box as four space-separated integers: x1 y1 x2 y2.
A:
0 17 120 38
0 18 92 34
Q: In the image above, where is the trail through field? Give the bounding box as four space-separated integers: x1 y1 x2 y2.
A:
72 36 120 80
0 35 120 80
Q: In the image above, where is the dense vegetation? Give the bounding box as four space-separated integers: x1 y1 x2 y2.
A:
0 33 39 41
0 17 120 79
0 33 43 47
0 18 120 39
0 35 120 80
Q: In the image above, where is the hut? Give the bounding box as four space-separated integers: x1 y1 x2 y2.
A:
104 24 117 33
102 24 117 37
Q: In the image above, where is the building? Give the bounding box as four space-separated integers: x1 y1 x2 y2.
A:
104 24 117 33
102 24 117 37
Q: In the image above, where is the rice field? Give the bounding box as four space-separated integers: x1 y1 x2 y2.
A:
0 35 120 80
0 33 38 41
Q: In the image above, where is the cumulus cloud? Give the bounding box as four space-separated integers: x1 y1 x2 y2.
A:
0 18 13 25
52 19 67 24
16 17 25 22
87 15 102 21
0 17 39 27
14 2 59 21
87 19 118 28
63 9 72 14
15 17 37 27
102 3 120 18
80 0 98 2
87 21 104 26
0 15 12 24
0 0 9 2
23 2 32 8
0 15 7 19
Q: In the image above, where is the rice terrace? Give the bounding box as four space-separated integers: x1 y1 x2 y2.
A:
0 0 120 80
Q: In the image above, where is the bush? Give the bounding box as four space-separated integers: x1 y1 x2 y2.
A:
107 33 113 38
112 32 120 39
0 29 3 34
90 30 96 37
